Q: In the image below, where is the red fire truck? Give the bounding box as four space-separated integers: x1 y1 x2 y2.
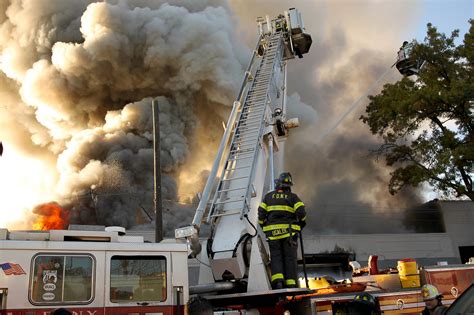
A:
0 227 188 315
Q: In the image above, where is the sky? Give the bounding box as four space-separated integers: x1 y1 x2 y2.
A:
415 0 472 43
0 0 472 232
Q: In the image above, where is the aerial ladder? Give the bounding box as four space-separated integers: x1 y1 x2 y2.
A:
175 8 312 294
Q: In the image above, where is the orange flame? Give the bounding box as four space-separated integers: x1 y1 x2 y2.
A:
32 202 69 230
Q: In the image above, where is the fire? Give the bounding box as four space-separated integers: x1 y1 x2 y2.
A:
32 202 69 230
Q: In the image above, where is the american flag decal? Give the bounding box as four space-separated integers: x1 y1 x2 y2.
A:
0 262 26 275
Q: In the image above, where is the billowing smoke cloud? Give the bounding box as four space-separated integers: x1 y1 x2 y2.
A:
0 0 249 233
1 0 441 235
231 1 428 233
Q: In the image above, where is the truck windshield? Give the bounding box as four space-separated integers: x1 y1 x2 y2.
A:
30 254 94 304
110 255 167 302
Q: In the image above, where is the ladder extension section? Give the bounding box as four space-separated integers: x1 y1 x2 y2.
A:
203 34 283 223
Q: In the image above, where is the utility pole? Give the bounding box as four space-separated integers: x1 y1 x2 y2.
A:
152 99 163 242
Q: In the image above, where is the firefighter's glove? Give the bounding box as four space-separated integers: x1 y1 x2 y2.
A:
299 221 306 229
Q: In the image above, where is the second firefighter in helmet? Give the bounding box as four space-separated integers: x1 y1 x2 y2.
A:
258 172 307 289
421 284 447 315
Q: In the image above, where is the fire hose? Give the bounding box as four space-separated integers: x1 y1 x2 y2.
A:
299 230 309 289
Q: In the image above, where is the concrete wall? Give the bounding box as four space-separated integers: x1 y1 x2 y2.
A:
301 233 460 268
439 200 474 248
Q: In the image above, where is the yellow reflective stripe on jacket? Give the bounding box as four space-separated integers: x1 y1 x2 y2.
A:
258 220 264 225
262 224 301 232
259 202 268 210
266 205 295 213
285 279 296 285
268 232 298 240
271 273 284 282
300 216 306 221
294 201 304 210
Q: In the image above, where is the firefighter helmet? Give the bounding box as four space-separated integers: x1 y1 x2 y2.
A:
273 108 283 117
275 172 293 188
421 284 441 301
353 292 377 307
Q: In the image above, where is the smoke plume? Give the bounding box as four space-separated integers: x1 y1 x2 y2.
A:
231 1 428 233
0 0 248 233
1 0 441 235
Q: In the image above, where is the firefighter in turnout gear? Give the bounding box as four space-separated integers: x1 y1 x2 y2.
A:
258 172 307 289
421 284 448 315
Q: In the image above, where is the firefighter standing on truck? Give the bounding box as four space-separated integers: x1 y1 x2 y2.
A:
258 172 306 289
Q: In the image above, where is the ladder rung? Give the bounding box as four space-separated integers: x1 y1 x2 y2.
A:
247 94 267 100
245 100 267 105
239 111 265 117
248 83 269 89
232 139 257 146
244 103 266 109
214 197 246 205
246 98 267 103
243 104 266 109
253 78 271 82
240 109 265 116
234 131 260 139
246 90 268 96
253 76 271 81
221 175 250 181
238 117 263 124
247 88 268 93
232 137 258 144
247 92 267 96
237 123 261 129
229 150 255 156
243 104 266 110
229 147 255 154
235 126 261 133
237 121 263 128
234 132 259 139
210 210 242 218
231 144 257 152
232 137 259 144
223 166 252 173
240 113 264 119
232 136 258 144
248 86 268 90
228 155 253 161
239 116 264 123
241 108 265 115
256 73 271 77
215 187 247 195
236 125 261 132
239 112 264 119
236 126 260 133
229 149 255 156
232 138 258 145
246 95 267 100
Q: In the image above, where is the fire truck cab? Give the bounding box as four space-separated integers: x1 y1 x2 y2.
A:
0 227 189 315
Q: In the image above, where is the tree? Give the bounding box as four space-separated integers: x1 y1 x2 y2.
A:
361 20 474 201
